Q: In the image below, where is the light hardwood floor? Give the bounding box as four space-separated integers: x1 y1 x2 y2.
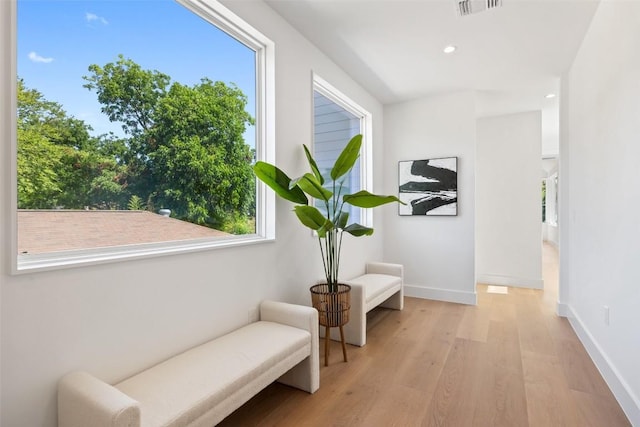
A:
220 244 630 426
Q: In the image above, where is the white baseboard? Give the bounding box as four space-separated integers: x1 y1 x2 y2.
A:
476 273 543 289
556 301 570 317
565 305 640 426
404 285 477 305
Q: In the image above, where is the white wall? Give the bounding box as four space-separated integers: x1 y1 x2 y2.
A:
560 1 640 423
476 112 543 289
541 102 560 158
382 92 476 305
0 1 386 426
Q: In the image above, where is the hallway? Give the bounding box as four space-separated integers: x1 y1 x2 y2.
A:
220 244 630 426
541 241 560 310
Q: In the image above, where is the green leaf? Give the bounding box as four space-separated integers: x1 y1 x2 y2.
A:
316 220 334 238
336 211 349 229
293 173 332 201
344 223 374 237
303 144 323 185
331 134 362 181
253 161 308 204
344 190 405 208
294 205 332 231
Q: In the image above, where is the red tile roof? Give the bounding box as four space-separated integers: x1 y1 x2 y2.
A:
18 210 229 255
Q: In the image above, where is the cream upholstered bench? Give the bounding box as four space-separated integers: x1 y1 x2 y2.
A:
58 300 319 427
340 262 404 347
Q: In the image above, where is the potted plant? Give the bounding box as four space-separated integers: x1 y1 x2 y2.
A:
253 134 403 335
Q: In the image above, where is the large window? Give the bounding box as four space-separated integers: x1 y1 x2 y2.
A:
13 0 275 272
312 75 372 227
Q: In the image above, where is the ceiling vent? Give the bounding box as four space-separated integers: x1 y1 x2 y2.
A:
456 0 502 17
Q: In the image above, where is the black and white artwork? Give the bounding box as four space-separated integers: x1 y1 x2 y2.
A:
398 157 458 216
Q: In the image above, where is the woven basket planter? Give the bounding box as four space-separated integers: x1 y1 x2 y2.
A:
309 283 351 327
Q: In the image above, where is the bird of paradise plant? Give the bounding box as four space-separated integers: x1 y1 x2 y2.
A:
253 134 404 292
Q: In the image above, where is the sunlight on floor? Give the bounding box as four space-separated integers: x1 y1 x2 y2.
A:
486 285 509 294
479 242 558 297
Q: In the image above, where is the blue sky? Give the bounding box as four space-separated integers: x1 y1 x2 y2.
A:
17 0 256 146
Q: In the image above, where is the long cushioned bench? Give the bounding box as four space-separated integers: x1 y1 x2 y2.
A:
58 300 319 427
335 262 404 347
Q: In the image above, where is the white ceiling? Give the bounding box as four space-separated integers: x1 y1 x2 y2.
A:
264 0 600 121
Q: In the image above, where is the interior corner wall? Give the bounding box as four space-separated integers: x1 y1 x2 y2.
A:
561 1 640 424
382 92 476 305
0 1 385 426
476 112 543 289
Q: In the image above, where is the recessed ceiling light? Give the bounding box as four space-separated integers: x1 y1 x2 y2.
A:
443 45 457 54
545 93 556 99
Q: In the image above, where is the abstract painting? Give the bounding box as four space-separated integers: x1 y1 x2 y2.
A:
398 157 458 216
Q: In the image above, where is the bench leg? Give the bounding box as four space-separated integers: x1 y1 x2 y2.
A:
339 325 348 362
380 289 404 311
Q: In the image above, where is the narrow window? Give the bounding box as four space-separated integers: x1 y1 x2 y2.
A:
312 75 372 227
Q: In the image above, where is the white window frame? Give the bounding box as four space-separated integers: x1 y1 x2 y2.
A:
312 73 373 227
11 0 275 273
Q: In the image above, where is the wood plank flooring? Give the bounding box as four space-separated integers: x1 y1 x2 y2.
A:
219 244 630 426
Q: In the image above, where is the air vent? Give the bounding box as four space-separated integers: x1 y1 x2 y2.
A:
456 0 502 16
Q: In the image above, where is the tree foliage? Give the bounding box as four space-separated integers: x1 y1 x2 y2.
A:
17 55 255 233
83 55 170 137
17 126 64 208
17 79 124 209
149 79 255 225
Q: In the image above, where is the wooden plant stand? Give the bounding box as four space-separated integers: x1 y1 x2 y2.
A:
310 283 351 366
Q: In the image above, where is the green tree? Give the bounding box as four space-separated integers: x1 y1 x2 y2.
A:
56 148 126 209
127 195 145 210
151 80 255 226
83 57 255 229
17 78 126 209
83 54 170 137
17 126 64 208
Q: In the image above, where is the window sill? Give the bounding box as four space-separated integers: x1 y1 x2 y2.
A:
14 234 274 274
